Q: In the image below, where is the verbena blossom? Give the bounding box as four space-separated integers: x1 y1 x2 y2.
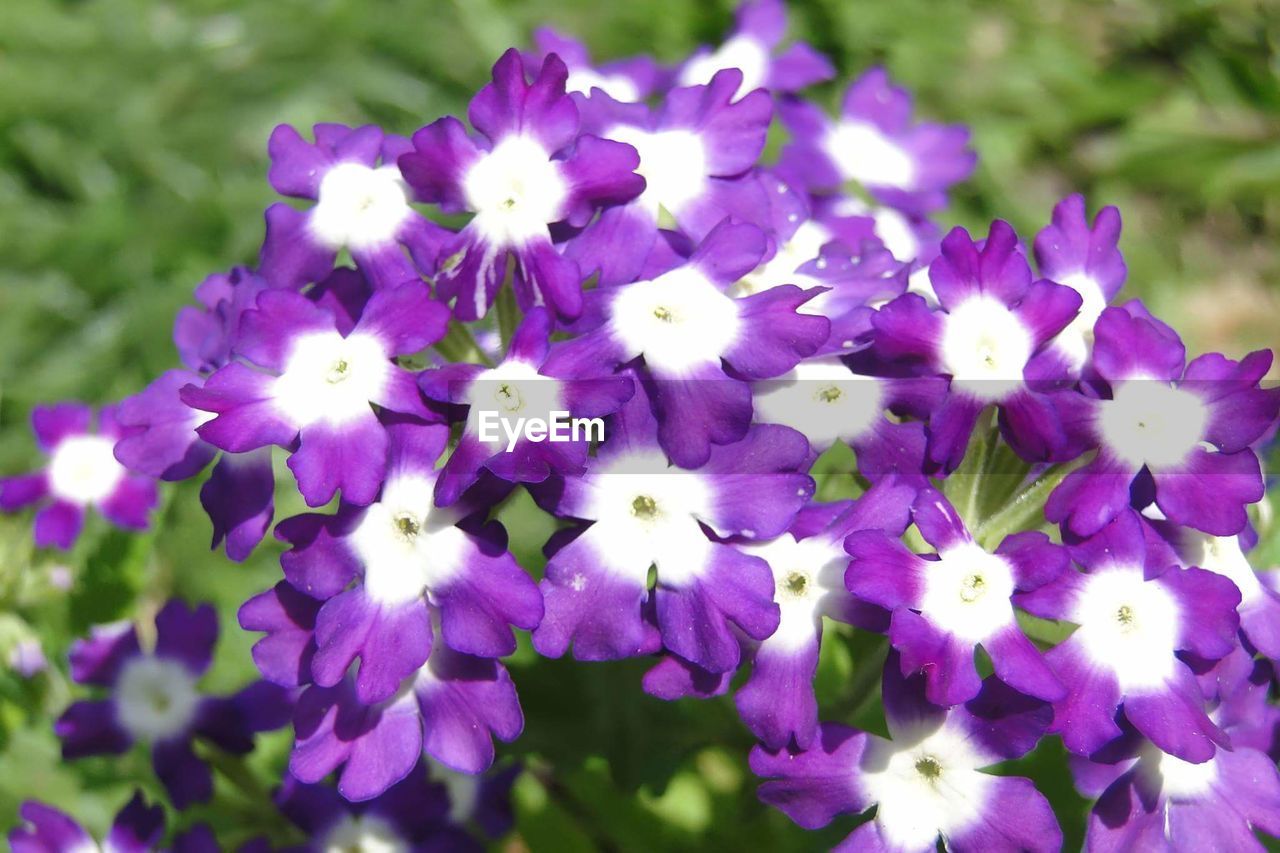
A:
675 0 834 97
1046 302 1279 537
546 221 829 467
1017 511 1240 762
751 660 1062 852
114 266 275 560
0 402 157 549
260 123 450 290
182 279 449 506
9 792 163 853
399 49 645 320
872 219 1084 470
846 487 1068 706
531 384 810 673
2 0 1278 844
55 600 291 809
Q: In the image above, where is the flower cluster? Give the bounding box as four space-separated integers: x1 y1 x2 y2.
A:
2 0 1278 848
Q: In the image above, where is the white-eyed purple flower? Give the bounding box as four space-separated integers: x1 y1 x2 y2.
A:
751 660 1062 852
530 28 659 102
272 765 477 851
847 487 1067 706
531 385 812 674
778 68 975 213
260 123 449 290
1017 511 1240 762
270 420 541 705
872 220 1084 470
55 600 291 809
1046 301 1279 537
115 267 275 561
727 479 914 750
675 0 833 98
419 306 634 505
182 280 449 507
288 629 524 800
547 221 829 467
1032 194 1126 373
568 70 771 285
1078 660 1280 851
0 402 157 549
9 792 163 853
399 49 644 320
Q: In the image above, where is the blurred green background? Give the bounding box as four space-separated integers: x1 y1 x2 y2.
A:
0 0 1277 848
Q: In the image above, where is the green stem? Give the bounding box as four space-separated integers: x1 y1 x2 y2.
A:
973 456 1087 549
434 320 493 366
494 285 520 353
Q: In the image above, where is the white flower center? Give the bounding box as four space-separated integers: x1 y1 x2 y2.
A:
733 221 832 298
862 721 994 851
114 656 200 742
940 298 1033 402
824 121 916 190
310 163 412 250
348 474 467 606
1145 744 1218 800
566 67 640 102
584 449 714 587
272 331 390 427
918 543 1016 643
429 757 482 824
320 814 408 853
605 125 707 216
753 359 885 449
831 197 921 262
1182 532 1262 605
677 35 770 97
463 135 567 246
464 361 564 447
48 435 125 505
742 533 846 650
1050 273 1108 371
1072 568 1180 691
1097 380 1208 471
609 267 742 375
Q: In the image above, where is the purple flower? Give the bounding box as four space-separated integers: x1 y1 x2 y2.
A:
674 0 834 98
1079 660 1280 851
871 220 1084 470
272 765 478 851
115 267 276 560
847 487 1067 706
568 70 772 285
546 221 829 467
1156 520 1280 662
1046 301 1279 537
399 49 645 320
778 68 976 213
530 28 659 102
55 600 291 809
0 402 157 549
9 791 163 853
260 123 449 290
181 281 449 507
684 479 915 750
1017 511 1240 762
530 384 811 674
8 638 46 678
419 306 634 505
288 636 523 800
750 659 1061 852
1032 194 1127 373
268 419 541 705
